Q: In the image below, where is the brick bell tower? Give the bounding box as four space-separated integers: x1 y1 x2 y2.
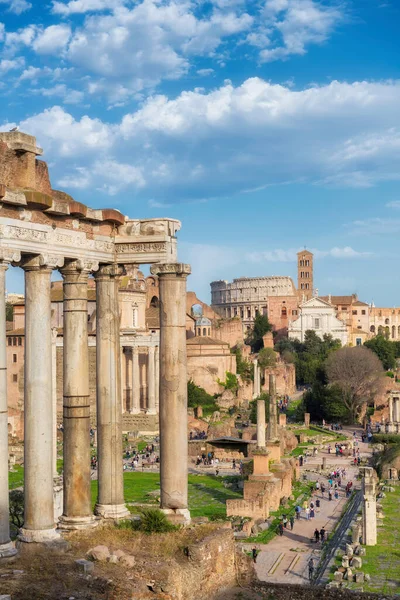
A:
297 250 314 301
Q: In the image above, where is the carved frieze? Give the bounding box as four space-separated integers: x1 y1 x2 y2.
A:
150 263 191 276
115 242 167 254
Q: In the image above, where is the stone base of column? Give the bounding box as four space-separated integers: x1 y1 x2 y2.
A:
58 515 99 531
386 422 396 433
129 408 141 415
0 540 18 559
147 409 157 415
162 508 191 526
94 503 130 520
18 527 60 544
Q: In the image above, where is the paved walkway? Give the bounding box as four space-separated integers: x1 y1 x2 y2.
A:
246 428 372 585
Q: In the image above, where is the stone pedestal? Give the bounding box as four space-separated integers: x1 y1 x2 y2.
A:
150 263 191 524
304 413 310 428
279 414 287 427
94 265 129 520
322 457 327 470
252 450 269 476
59 261 97 530
0 262 17 558
19 256 60 543
266 441 281 463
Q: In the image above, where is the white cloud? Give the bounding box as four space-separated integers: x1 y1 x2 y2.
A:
247 246 372 262
259 0 344 62
0 0 32 14
148 199 172 208
52 0 123 14
0 57 25 74
386 200 400 209
345 218 400 236
9 78 400 200
197 68 214 76
32 25 72 54
16 106 113 157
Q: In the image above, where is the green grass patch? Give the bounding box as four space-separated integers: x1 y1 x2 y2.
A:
90 472 243 519
8 465 24 490
362 485 400 594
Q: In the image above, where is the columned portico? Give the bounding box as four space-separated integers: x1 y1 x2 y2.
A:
94 265 129 519
131 346 141 414
150 263 191 524
19 255 61 543
147 346 156 414
0 260 18 557
59 260 97 530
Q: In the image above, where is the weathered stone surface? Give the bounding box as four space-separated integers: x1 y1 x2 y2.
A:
108 554 119 564
75 559 94 573
355 572 364 583
87 545 110 562
364 573 371 582
342 557 349 568
351 556 362 568
119 554 136 568
112 549 126 559
344 568 353 580
346 544 354 557
334 571 344 582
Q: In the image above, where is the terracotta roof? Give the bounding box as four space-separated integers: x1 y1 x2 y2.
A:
352 300 369 307
320 295 356 305
6 328 25 335
186 336 229 346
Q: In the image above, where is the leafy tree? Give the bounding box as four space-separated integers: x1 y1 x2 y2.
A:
364 335 396 370
5 302 13 322
246 314 272 353
9 490 24 528
249 392 270 424
217 371 239 393
232 346 253 382
325 346 384 423
187 380 215 408
304 382 349 422
257 347 277 369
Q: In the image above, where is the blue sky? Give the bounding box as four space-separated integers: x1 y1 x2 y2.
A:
1 0 400 305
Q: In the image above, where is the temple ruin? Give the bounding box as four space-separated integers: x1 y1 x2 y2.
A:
0 131 191 557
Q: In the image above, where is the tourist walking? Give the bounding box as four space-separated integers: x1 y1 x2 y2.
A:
308 558 315 580
320 527 326 543
290 515 295 530
314 528 320 542
278 522 284 536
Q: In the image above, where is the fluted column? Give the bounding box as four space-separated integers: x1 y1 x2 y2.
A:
0 261 17 557
256 398 266 448
59 260 97 530
131 346 141 414
267 373 279 441
19 255 61 543
150 263 191 524
51 327 58 479
393 398 400 423
94 265 129 519
147 346 156 414
388 396 393 422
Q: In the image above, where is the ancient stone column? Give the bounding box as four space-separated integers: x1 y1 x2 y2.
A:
155 345 160 412
94 265 129 520
150 263 191 524
393 397 400 423
253 359 259 399
19 255 60 543
59 261 97 530
256 398 266 448
51 327 58 479
388 396 393 422
362 467 377 546
0 261 17 558
147 346 156 414
131 346 141 414
267 374 279 441
304 412 311 428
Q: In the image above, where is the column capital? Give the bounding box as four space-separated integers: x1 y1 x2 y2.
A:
20 253 64 271
60 258 99 276
94 263 125 280
148 345 155 355
0 249 21 266
150 263 191 277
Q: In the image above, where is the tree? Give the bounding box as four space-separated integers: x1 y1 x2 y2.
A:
249 392 270 424
257 347 277 369
187 380 215 408
304 382 349 422
246 314 272 353
5 302 13 322
364 335 396 371
9 489 24 528
232 346 253 382
325 346 384 423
